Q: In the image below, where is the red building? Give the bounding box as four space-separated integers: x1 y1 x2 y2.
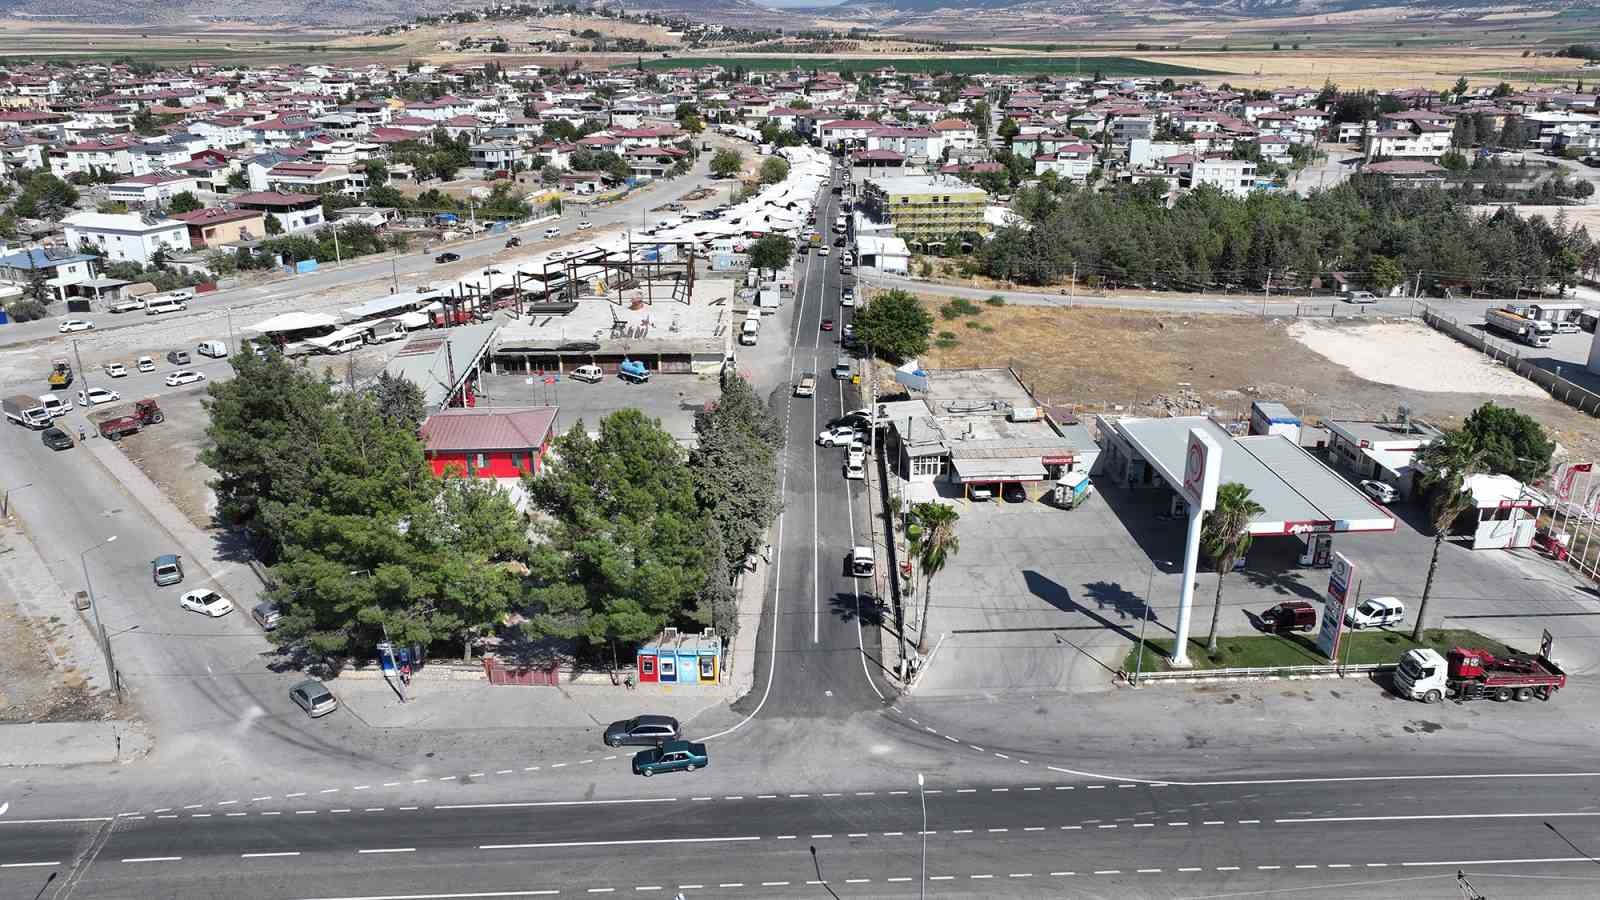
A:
419 407 559 486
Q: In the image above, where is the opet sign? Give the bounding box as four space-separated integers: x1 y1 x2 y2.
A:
1315 552 1356 660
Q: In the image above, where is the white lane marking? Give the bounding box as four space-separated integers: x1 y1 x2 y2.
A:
1178 867 1202 872
1047 764 1600 789
242 852 301 858
286 793 306 798
288 892 560 899
435 799 675 810
930 875 954 881
1138 868 1163 873
217 800 237 806
497 771 514 775
1 861 59 868
481 836 759 850
1400 856 1594 868
357 848 415 854
355 785 371 790
1279 811 1600 824
320 789 340 794
1238 819 1261 824
122 857 182 863
0 816 114 825
1094 870 1122 875
587 890 613 894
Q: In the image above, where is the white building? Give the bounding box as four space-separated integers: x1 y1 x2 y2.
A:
63 211 191 266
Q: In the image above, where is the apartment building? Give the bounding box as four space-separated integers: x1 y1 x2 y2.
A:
860 174 988 244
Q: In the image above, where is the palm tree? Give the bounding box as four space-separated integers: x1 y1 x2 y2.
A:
1201 482 1264 655
909 501 961 654
1412 429 1485 641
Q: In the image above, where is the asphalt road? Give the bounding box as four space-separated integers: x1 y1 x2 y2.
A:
11 159 1600 899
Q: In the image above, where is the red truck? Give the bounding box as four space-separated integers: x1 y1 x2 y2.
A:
97 399 164 441
1395 646 1566 703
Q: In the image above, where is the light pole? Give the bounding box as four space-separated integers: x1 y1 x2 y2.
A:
917 772 928 899
80 535 119 701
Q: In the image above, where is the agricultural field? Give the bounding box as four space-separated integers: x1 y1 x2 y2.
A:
632 54 1218 77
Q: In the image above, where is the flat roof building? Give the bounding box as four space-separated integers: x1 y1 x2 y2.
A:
860 174 987 245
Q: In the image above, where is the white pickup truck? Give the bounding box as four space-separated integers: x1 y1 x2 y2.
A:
108 296 147 313
794 372 816 398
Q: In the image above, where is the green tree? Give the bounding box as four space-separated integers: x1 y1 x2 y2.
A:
1200 483 1264 655
1450 115 1477 149
758 155 790 185
408 473 527 661
1412 430 1486 640
1452 76 1469 99
852 288 933 363
167 191 203 214
1369 255 1404 294
710 148 743 179
1459 402 1552 485
264 213 283 235
997 116 1019 144
363 159 390 190
748 234 792 272
687 373 782 636
227 169 249 191
523 410 708 650
909 501 960 654
373 370 427 431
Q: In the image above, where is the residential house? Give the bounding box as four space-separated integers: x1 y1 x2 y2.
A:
0 247 99 302
419 406 558 507
107 171 202 207
63 211 192 265
230 191 327 233
171 206 266 248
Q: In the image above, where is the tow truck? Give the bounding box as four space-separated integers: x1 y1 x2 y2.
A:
1394 646 1566 704
47 359 74 390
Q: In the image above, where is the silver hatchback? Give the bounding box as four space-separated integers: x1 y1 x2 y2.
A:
289 679 339 718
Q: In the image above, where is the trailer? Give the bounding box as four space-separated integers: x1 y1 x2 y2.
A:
1394 646 1566 704
97 399 164 441
1485 308 1550 348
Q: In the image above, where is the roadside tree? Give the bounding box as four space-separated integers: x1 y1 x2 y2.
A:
748 234 793 272
1200 482 1263 655
909 501 961 653
710 148 744 179
1459 402 1552 485
759 156 790 185
1412 429 1486 640
851 288 933 362
167 192 203 214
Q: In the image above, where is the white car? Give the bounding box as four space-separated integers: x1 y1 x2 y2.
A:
818 247 830 257
179 589 233 617
817 426 858 447
576 220 593 231
1359 479 1398 504
844 459 865 480
59 319 94 333
841 293 855 308
165 370 206 387
847 447 865 468
543 227 561 240
77 387 120 406
136 356 156 373
104 362 128 378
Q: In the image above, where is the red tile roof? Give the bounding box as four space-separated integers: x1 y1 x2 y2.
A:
421 407 559 452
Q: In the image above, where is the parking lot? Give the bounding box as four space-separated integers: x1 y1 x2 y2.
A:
911 467 1600 698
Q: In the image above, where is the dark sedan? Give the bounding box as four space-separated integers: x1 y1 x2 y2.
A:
41 426 74 450
435 252 461 264
603 714 681 748
632 740 708 777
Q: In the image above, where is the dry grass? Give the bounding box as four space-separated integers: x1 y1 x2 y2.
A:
1142 49 1574 90
893 292 1600 464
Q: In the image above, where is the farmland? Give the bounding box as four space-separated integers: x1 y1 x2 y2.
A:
630 55 1218 77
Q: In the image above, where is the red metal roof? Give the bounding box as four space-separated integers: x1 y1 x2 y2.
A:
421 407 559 453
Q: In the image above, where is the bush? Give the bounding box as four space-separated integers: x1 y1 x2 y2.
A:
939 298 981 319
986 294 1006 306
935 331 959 348
5 299 49 322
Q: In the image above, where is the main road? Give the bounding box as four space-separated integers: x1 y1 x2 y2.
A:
8 161 1600 899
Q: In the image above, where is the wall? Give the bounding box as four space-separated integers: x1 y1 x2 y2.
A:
1421 306 1600 418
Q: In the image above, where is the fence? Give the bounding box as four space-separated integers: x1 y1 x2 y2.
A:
1419 305 1600 418
482 656 562 686
1122 662 1395 684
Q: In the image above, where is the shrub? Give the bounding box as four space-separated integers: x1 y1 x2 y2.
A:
939 298 981 319
985 294 1006 306
935 330 959 348
5 299 49 322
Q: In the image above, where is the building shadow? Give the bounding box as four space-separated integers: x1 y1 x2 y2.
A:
1092 485 1186 573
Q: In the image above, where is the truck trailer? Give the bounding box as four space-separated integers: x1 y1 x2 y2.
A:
1394 646 1566 704
1484 308 1551 348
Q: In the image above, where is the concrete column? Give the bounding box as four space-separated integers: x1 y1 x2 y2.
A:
1170 503 1204 668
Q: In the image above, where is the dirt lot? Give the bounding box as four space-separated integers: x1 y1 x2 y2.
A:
907 299 1600 463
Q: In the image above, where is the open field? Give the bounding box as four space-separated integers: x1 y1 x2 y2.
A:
903 297 1600 464
632 54 1218 76
0 20 404 64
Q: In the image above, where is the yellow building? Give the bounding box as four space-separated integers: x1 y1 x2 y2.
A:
861 174 988 244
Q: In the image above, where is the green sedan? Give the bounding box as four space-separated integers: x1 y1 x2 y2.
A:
632 740 708 777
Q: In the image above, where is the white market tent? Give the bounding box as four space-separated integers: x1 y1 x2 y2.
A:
246 311 339 334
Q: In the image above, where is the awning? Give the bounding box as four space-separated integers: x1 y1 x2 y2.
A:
950 457 1048 482
1361 447 1419 477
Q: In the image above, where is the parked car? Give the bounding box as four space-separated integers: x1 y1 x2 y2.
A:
104 362 128 378
166 349 191 366
1345 596 1406 629
821 318 834 331
435 252 461 264
603 715 682 748
251 601 283 631
1260 600 1317 633
543 227 561 240
179 589 233 617
59 319 94 333
196 340 227 359
570 364 604 383
577 220 592 231
1359 479 1398 504
151 553 183 586
108 297 146 313
41 426 74 451
844 458 865 480
77 387 120 407
632 740 708 777
136 356 156 373
505 237 522 248
289 679 339 718
165 370 205 387
818 426 858 447
818 247 830 256
1344 290 1378 304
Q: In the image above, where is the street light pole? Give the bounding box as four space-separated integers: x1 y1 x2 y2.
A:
2 481 32 518
81 535 119 702
917 772 927 899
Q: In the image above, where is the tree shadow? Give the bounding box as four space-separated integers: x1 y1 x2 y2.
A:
829 591 883 627
1080 579 1158 626
1022 570 1141 645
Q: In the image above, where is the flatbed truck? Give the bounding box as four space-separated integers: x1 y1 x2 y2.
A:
1395 646 1566 704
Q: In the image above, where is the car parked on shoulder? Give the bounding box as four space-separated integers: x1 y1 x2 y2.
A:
603 715 682 748
166 349 191 366
251 601 283 631
59 319 94 333
77 387 120 407
165 370 205 387
1359 479 1398 504
179 589 233 617
41 426 74 451
577 220 592 231
136 356 156 373
289 679 339 718
844 458 865 480
104 362 128 378
570 364 604 383
632 740 708 777
152 553 184 586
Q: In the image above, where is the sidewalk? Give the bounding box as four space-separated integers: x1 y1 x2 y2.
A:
0 722 151 767
334 679 733 733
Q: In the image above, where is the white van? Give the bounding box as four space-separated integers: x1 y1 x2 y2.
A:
145 296 188 316
739 318 760 346
320 335 362 355
543 226 561 240
570 364 604 383
36 394 73 418
196 340 228 358
1344 596 1406 629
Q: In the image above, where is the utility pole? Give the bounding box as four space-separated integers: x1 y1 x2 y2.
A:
81 535 119 702
72 338 91 393
1263 270 1272 316
391 249 400 293
1069 261 1076 308
333 227 342 266
226 306 235 352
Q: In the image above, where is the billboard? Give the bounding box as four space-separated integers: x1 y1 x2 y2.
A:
1181 428 1221 513
1315 552 1356 660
